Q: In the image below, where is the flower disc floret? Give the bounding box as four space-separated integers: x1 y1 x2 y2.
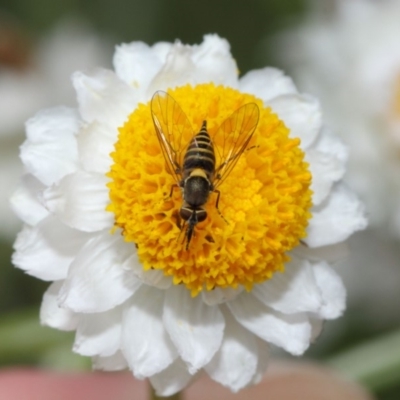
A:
107 83 312 295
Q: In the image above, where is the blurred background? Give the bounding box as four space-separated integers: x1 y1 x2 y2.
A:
1 0 400 399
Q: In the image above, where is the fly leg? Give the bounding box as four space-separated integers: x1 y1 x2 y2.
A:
169 184 179 198
213 189 229 224
163 184 179 201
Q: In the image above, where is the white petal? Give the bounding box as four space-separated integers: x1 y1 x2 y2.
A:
305 183 368 247
77 122 116 174
267 93 322 149
121 286 178 379
9 174 49 226
12 216 92 281
163 286 225 374
191 34 238 87
72 69 137 129
148 35 238 95
129 253 171 289
43 171 113 232
149 358 193 397
202 286 244 306
308 129 349 203
147 43 196 94
228 292 312 355
40 281 79 331
313 127 348 166
292 241 349 264
130 263 172 290
59 231 141 313
74 307 122 357
306 148 346 206
205 310 258 392
113 42 164 89
309 316 324 342
252 257 323 315
20 107 80 186
252 339 270 385
239 68 297 102
151 42 173 62
312 261 346 319
92 351 128 371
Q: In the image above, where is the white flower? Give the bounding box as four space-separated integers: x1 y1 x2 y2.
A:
273 0 400 233
272 0 400 328
0 19 111 240
11 34 366 395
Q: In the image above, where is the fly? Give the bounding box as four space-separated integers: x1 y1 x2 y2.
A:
151 90 259 249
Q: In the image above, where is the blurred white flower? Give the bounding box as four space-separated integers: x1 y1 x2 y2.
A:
274 0 400 233
0 19 112 239
11 34 366 395
273 0 400 328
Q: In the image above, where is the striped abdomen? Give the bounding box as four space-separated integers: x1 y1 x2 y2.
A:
182 121 215 180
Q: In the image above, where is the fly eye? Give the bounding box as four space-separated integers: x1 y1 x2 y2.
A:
180 208 192 221
197 210 207 222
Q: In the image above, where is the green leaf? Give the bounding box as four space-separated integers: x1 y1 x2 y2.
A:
0 307 83 368
326 327 400 393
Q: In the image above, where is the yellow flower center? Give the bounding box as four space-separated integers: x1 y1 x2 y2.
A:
107 83 312 296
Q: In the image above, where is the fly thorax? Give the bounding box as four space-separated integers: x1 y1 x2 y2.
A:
183 175 210 207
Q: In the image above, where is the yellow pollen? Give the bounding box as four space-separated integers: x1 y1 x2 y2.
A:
107 83 313 295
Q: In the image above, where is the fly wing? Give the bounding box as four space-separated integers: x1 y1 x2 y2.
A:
213 102 259 189
151 91 194 183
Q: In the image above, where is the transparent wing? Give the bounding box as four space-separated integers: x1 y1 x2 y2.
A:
151 91 194 183
213 102 260 189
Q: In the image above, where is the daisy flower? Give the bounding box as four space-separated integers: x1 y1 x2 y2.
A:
11 34 366 395
273 0 400 232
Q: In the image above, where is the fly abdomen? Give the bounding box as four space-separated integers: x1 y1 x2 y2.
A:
183 121 215 179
